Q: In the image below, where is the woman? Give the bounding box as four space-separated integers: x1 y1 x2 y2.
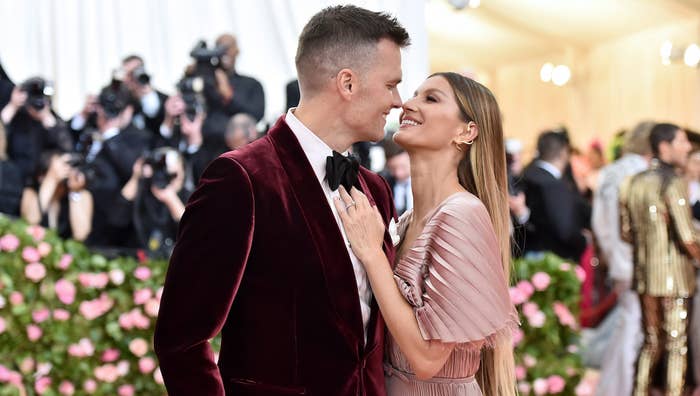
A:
334 73 518 395
21 151 93 241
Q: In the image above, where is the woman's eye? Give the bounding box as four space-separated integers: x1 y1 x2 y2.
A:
426 95 437 102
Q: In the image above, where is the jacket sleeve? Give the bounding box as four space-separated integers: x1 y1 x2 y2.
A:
154 155 255 396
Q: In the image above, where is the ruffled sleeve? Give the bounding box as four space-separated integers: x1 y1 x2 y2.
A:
399 193 519 344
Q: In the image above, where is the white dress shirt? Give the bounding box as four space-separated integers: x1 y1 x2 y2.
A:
285 109 372 342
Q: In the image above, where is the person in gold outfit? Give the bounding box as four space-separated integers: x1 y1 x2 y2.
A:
620 123 700 396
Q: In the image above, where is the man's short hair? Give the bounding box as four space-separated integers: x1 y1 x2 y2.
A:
536 130 570 162
649 122 681 157
122 54 144 65
295 5 410 96
622 121 654 156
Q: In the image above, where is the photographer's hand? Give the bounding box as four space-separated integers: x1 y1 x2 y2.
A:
152 184 185 222
121 158 145 201
32 105 57 129
1 87 27 124
180 112 204 147
215 69 233 103
67 169 87 192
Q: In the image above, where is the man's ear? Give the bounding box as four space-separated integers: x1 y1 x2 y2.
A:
336 68 355 100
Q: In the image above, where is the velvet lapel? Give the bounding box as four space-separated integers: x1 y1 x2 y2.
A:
268 117 364 348
357 173 395 354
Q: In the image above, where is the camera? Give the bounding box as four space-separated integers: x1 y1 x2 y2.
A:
20 77 53 110
130 65 150 85
64 153 99 188
142 149 177 189
97 78 130 119
177 76 205 121
189 40 226 76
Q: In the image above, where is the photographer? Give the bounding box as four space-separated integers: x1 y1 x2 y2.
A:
1 77 73 186
116 148 191 258
0 121 23 216
20 151 93 241
159 81 222 187
121 54 168 143
80 82 149 249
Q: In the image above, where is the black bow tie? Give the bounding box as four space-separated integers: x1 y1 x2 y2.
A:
326 150 360 191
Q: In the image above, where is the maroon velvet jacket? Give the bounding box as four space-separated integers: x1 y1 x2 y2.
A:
154 116 397 395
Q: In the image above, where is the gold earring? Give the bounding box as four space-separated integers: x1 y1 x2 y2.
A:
466 139 474 145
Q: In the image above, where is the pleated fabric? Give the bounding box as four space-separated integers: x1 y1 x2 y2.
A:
385 192 519 396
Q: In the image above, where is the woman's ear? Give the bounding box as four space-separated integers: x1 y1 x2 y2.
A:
454 121 479 145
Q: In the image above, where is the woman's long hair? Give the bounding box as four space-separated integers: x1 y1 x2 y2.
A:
432 72 516 396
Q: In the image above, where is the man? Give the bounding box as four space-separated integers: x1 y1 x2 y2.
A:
620 123 700 396
154 5 409 395
120 54 168 142
521 130 591 261
591 121 654 396
202 33 266 146
224 112 259 151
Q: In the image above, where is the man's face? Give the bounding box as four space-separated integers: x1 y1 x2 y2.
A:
122 59 143 92
345 38 403 143
216 36 239 71
669 129 692 167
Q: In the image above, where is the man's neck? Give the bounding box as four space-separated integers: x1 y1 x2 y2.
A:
293 101 355 153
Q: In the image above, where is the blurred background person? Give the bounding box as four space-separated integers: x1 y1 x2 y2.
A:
224 112 259 150
120 54 169 145
20 151 93 241
591 121 653 396
521 129 591 261
117 148 191 259
0 121 23 216
1 77 73 187
380 138 412 216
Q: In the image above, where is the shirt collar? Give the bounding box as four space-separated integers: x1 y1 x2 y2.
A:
286 108 346 184
101 127 120 141
535 160 562 179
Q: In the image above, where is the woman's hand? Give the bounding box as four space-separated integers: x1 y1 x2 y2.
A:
333 186 386 264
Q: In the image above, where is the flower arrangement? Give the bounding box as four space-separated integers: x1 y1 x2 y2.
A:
0 215 171 395
511 253 591 395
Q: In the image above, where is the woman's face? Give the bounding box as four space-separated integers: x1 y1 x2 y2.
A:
393 75 467 153
686 151 700 180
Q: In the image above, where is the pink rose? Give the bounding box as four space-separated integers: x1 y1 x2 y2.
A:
522 302 540 318
9 291 24 305
7 371 22 386
109 269 125 285
0 234 19 252
55 279 76 305
68 339 94 358
35 376 51 394
32 308 50 323
59 380 75 395
134 266 151 281
119 312 134 329
58 254 73 270
509 287 527 305
518 381 531 395
0 317 5 334
139 357 156 373
19 357 34 374
516 280 535 299
574 381 593 396
133 288 153 305
533 378 548 395
154 367 164 384
574 265 587 282
515 365 527 380
102 348 120 362
83 379 97 393
531 272 551 291
117 360 130 376
567 344 579 353
53 309 70 321
129 338 149 357
94 364 120 383
548 375 566 393
118 385 135 396
37 242 51 257
559 262 571 271
566 367 576 376
553 302 577 328
22 246 41 263
79 293 114 320
527 311 546 328
27 324 42 341
27 225 46 241
144 299 160 317
25 262 46 282
523 354 537 368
